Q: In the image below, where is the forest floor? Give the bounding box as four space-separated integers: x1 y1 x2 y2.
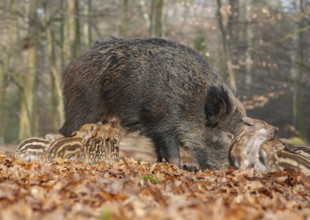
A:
0 137 309 220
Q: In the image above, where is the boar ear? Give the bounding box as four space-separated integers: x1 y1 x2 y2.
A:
204 86 232 127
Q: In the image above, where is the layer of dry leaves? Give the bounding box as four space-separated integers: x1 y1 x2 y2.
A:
0 147 309 220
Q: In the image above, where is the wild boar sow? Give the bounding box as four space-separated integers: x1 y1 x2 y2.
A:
59 38 247 170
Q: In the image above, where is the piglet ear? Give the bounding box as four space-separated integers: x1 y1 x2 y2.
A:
204 86 232 127
45 134 63 142
279 138 290 145
242 117 254 126
77 131 89 140
273 143 285 152
45 134 56 143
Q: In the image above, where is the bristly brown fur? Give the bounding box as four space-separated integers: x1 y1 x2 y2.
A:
59 38 246 170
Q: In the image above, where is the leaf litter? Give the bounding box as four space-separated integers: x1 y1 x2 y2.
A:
0 154 309 220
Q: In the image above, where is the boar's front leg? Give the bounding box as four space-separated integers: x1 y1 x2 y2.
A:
147 130 181 167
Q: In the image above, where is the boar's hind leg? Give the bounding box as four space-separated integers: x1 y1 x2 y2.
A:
149 131 181 167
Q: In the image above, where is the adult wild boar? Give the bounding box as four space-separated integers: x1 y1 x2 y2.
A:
59 38 247 170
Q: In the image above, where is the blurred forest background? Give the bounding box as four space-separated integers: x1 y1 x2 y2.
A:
0 0 309 145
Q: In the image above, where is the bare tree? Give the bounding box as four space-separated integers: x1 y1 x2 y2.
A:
43 1 64 131
150 0 165 38
119 0 129 37
18 0 39 141
0 0 16 143
72 0 81 57
216 0 237 91
61 0 81 69
0 0 308 144
244 0 253 88
83 0 93 46
292 0 306 138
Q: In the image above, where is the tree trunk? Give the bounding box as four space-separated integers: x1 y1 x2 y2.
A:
1 0 16 143
244 0 253 88
60 1 67 71
150 0 165 38
0 69 5 144
139 0 151 31
62 0 80 66
18 0 38 141
43 1 64 131
83 0 92 46
87 0 92 45
216 0 237 91
73 0 80 57
292 0 306 139
0 70 4 144
120 0 129 37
